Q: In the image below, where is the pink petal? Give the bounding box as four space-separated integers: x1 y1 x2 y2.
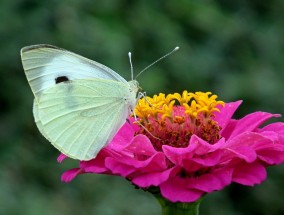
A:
232 162 267 185
189 135 226 154
227 132 284 164
162 135 224 166
105 153 167 177
226 133 261 162
79 148 115 173
132 167 180 187
105 157 135 176
214 101 242 131
107 122 135 150
189 151 223 166
80 160 109 174
181 160 205 173
228 132 273 150
186 168 233 192
160 177 204 203
226 145 257 163
258 131 281 143
61 168 82 182
57 154 67 163
109 134 157 159
258 149 284 165
137 153 167 172
220 119 237 139
124 134 158 156
226 131 284 164
259 122 284 135
229 112 280 139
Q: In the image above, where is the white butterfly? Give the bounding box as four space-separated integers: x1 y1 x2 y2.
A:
21 44 140 161
21 44 179 161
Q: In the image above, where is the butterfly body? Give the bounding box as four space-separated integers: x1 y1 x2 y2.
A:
21 44 139 160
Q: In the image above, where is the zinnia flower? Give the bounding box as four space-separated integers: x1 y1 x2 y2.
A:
59 91 284 203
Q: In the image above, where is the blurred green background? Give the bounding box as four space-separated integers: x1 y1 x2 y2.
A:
1 0 284 214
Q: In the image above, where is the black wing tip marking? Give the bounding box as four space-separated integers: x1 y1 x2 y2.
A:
55 76 70 84
21 44 65 54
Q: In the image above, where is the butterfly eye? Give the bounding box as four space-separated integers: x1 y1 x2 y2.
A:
55 76 69 84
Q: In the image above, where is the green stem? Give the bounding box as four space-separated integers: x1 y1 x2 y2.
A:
154 194 202 215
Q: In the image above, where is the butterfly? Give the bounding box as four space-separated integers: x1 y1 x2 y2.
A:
21 44 179 161
21 44 141 161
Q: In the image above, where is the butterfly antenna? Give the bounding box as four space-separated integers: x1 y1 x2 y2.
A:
135 46 180 79
128 52 134 81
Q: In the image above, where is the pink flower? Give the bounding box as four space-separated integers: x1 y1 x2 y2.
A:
60 92 284 203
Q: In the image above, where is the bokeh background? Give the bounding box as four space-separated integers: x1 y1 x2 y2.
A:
1 0 284 214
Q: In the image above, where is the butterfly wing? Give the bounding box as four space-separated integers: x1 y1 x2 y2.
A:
36 79 134 160
21 44 128 101
33 101 50 142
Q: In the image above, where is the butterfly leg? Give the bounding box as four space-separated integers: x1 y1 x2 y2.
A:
137 91 161 111
132 107 160 140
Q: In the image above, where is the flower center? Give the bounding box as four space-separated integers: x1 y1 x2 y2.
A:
134 91 224 151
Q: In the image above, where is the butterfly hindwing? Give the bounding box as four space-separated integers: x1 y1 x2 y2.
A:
36 79 132 160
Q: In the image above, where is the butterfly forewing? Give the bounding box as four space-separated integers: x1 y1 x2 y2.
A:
21 44 128 101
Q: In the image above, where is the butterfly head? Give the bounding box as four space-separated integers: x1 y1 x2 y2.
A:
128 80 139 94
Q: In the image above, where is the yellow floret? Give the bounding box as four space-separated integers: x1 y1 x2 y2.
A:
134 91 224 121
